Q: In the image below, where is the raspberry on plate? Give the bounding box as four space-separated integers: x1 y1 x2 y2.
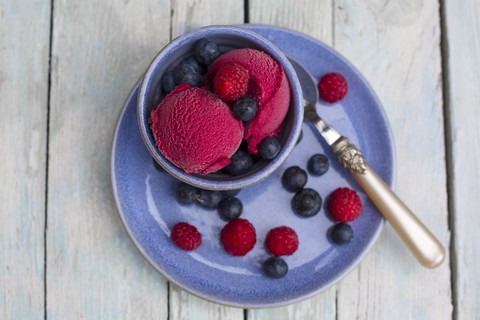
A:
171 222 202 251
327 187 363 222
318 72 348 103
220 218 256 256
213 64 249 101
265 226 299 257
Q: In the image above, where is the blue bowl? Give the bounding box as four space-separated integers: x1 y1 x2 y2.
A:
137 25 303 190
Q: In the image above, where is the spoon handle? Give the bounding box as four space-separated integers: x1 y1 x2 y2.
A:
331 137 445 268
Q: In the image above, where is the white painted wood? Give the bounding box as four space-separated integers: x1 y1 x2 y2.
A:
444 1 480 319
46 1 171 319
169 1 245 319
3 1 474 318
248 1 337 319
171 0 245 36
0 1 50 319
334 0 451 319
249 0 332 40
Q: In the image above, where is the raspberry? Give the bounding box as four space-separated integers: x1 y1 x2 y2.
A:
318 72 348 103
327 187 363 222
171 222 202 251
265 226 299 257
220 218 256 256
213 64 249 101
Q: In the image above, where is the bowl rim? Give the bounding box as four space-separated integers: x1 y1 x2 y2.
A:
137 25 304 190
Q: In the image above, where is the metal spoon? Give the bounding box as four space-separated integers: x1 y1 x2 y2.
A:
287 57 445 268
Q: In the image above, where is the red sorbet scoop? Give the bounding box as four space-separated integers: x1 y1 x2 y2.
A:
206 48 291 154
149 84 244 175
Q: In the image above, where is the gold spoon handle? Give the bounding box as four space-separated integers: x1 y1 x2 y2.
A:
332 137 445 268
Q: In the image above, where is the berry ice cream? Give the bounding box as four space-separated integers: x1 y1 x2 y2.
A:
149 44 291 175
206 48 291 154
150 84 243 175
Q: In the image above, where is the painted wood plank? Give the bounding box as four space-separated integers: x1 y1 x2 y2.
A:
248 1 337 319
333 1 452 319
444 1 480 319
46 1 171 319
168 1 245 319
171 0 244 36
0 1 50 319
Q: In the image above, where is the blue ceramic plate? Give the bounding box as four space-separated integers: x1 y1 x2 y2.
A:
111 25 394 308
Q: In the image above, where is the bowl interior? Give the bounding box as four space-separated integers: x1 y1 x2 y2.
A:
138 26 303 190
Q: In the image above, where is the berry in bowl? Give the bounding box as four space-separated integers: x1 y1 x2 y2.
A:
137 25 303 190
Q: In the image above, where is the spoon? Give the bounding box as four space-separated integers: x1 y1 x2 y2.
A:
287 57 445 268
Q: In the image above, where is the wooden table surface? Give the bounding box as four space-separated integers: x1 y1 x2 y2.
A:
2 0 479 319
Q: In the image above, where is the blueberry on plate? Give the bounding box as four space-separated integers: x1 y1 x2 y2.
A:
225 150 253 176
232 97 258 121
173 63 202 87
161 70 176 93
282 166 307 192
292 188 322 217
195 189 222 209
263 257 288 278
307 153 329 176
175 182 198 205
259 137 281 160
221 188 242 198
194 38 220 65
330 222 353 245
218 197 243 220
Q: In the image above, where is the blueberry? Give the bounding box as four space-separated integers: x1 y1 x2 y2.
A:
218 197 243 220
292 188 322 217
195 189 222 209
175 182 198 205
153 158 165 172
225 150 253 176
232 97 258 121
174 63 202 87
181 56 205 75
161 70 176 93
281 166 307 192
194 38 220 65
330 223 353 245
258 137 281 160
221 189 242 198
296 129 303 145
307 154 329 176
263 257 288 278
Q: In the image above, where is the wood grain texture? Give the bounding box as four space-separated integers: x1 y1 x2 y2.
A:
169 1 245 319
444 1 480 319
334 0 451 319
248 1 337 319
0 1 50 319
2 0 474 318
171 0 244 35
47 1 171 319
